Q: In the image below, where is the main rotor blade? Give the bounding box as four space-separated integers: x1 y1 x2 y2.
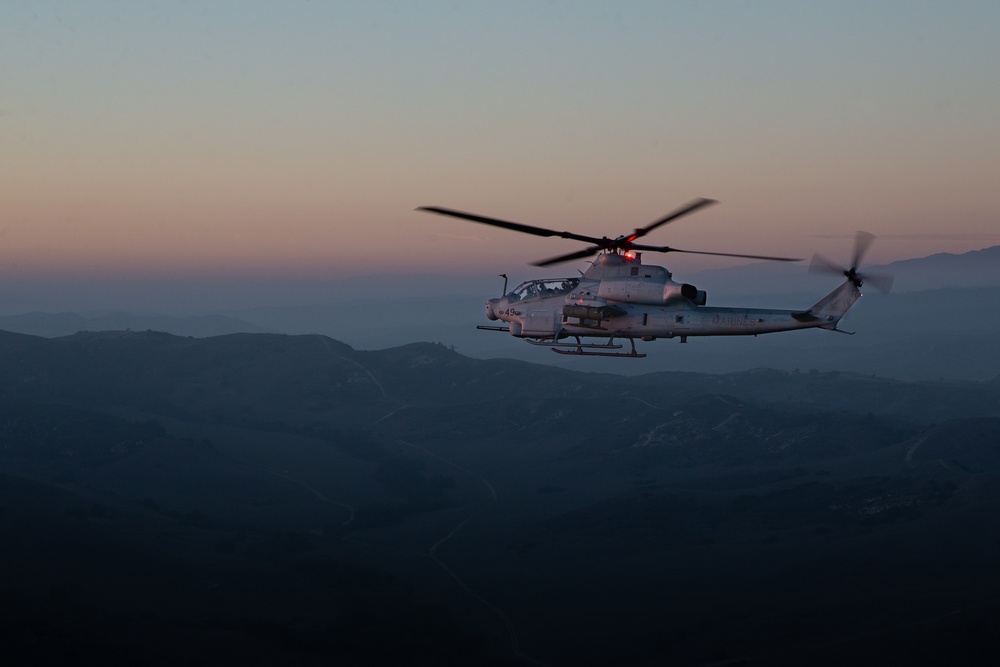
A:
531 246 602 267
630 243 802 262
416 206 603 245
628 198 718 241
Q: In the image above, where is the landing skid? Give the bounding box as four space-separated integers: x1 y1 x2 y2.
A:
526 338 621 350
534 336 646 358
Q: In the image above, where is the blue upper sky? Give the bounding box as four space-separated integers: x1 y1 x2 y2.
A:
3 1 999 285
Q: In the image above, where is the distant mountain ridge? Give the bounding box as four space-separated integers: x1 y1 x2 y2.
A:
0 311 274 338
0 244 996 382
883 244 1000 288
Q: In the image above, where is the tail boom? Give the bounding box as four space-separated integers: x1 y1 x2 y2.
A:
798 281 863 330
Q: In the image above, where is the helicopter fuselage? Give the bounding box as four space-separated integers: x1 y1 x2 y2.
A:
418 198 876 357
484 253 861 354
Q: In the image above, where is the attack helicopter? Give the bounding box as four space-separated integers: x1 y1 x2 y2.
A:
417 199 892 358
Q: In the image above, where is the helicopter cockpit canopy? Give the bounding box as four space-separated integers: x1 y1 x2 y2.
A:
508 278 579 302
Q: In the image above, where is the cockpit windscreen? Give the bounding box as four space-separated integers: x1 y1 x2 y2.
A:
507 278 579 301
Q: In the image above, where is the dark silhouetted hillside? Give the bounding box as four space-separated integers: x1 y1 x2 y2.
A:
2 330 1000 665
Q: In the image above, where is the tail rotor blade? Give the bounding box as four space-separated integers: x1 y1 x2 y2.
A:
851 231 875 269
809 252 846 277
811 232 893 292
863 271 895 293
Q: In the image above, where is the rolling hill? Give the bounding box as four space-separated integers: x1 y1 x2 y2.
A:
2 331 999 665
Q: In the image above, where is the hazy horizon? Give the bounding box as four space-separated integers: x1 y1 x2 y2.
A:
1 242 997 385
0 240 996 318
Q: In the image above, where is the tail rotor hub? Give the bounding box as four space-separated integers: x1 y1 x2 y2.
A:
811 231 893 293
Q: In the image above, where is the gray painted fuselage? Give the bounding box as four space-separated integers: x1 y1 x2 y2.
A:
486 253 861 348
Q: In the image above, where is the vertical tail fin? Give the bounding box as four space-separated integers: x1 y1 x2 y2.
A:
806 281 863 330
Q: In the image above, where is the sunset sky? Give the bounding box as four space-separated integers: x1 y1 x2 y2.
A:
3 1 999 292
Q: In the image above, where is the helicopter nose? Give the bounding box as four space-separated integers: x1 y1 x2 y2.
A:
485 298 500 321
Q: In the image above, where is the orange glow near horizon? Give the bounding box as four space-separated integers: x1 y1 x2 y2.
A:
3 3 1000 288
